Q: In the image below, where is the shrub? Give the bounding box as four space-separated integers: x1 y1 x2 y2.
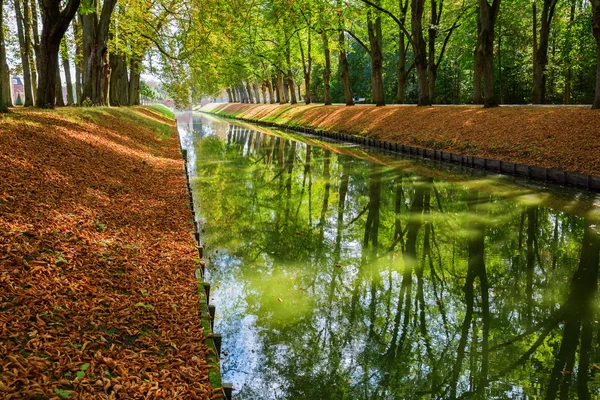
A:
15 93 23 106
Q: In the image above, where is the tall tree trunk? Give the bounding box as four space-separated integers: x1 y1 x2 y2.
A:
253 81 260 104
61 41 74 105
498 22 504 104
532 0 558 104
592 0 600 109
397 28 406 103
246 81 254 103
81 0 117 105
298 29 312 104
473 48 483 104
427 0 438 103
73 18 82 103
277 72 285 104
55 65 65 106
24 0 36 103
36 0 81 108
267 76 274 103
287 70 297 104
15 0 34 106
323 31 331 105
261 82 267 104
564 2 575 104
367 7 385 106
0 0 7 111
412 0 429 105
477 0 501 108
109 53 128 106
98 53 110 106
339 32 354 106
128 58 140 106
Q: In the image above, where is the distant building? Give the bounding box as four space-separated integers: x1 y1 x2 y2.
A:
11 75 24 104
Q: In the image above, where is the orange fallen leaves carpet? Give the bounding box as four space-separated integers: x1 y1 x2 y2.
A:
0 107 215 399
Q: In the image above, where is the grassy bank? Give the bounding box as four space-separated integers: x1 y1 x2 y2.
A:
0 107 215 398
202 103 600 176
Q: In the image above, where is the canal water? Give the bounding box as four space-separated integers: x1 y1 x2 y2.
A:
177 112 600 400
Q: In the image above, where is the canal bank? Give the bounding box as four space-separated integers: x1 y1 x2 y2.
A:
0 107 219 398
201 103 600 190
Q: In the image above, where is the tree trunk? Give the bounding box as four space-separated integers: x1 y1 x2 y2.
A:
267 76 274 103
277 72 285 104
36 0 81 108
477 0 501 108
0 0 7 111
473 48 483 104
532 0 558 104
81 0 117 105
287 70 297 104
261 82 267 104
226 88 232 102
367 8 385 106
593 0 600 109
245 81 253 103
254 81 260 104
128 58 140 106
109 53 128 106
73 18 82 103
323 31 331 105
427 0 438 103
55 65 65 106
339 32 354 106
564 2 575 104
98 53 110 106
497 22 504 104
397 28 406 104
61 41 74 105
15 0 34 106
412 0 429 105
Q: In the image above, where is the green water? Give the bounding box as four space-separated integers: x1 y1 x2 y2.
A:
178 112 600 400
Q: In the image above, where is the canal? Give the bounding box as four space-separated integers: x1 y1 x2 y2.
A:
178 112 600 400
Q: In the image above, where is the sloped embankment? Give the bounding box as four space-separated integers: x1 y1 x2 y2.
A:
202 103 600 176
0 107 215 398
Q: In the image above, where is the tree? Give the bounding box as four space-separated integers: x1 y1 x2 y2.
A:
15 0 34 106
477 0 502 108
532 0 559 104
36 0 81 108
592 0 600 109
81 0 118 106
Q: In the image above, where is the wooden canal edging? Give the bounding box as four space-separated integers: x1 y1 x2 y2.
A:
202 111 600 192
178 131 233 400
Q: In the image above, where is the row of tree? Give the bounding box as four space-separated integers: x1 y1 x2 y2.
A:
0 0 197 111
197 0 600 109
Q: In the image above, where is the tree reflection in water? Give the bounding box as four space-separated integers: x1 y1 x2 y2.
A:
181 114 600 399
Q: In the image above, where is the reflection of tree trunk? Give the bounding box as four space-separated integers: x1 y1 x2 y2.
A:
546 221 599 400
451 193 487 399
526 207 537 327
391 170 405 251
363 164 383 248
336 156 350 254
319 151 331 234
387 184 425 362
284 142 296 221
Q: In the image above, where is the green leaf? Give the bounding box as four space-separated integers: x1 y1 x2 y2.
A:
54 388 70 398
